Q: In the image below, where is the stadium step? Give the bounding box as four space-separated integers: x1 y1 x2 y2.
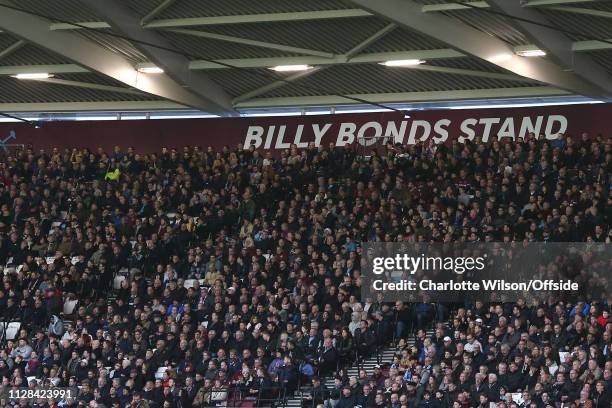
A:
284 331 435 407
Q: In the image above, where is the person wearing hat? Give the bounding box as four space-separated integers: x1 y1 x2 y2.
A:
442 336 456 356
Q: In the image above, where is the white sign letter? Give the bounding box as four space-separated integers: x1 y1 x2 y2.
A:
357 121 383 146
497 117 516 141
275 125 290 149
244 126 264 149
433 119 451 144
479 118 501 143
545 115 567 140
313 123 332 147
407 120 432 145
459 119 477 143
336 123 356 146
518 116 543 140
264 126 275 149
293 124 308 148
383 120 408 144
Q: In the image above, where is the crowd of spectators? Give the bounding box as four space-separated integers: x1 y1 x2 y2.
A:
0 131 609 408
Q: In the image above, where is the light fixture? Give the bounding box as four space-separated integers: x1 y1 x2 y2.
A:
137 66 164 74
380 59 426 67
516 49 546 57
269 65 312 72
13 73 53 79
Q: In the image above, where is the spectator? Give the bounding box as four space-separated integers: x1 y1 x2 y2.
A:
0 135 607 408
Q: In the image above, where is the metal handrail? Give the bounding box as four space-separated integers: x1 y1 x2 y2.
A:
298 385 337 408
190 385 287 408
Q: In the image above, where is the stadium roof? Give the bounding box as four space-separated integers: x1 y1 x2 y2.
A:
1 0 612 115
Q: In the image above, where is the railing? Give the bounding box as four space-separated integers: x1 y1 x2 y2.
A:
297 386 323 408
191 385 287 408
298 385 349 408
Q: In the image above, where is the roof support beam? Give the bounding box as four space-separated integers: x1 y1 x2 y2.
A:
2 38 607 78
422 2 489 12
141 0 179 26
165 28 335 58
543 6 612 18
27 77 144 95
572 39 612 51
347 0 609 99
523 0 605 6
49 9 372 30
50 21 111 30
184 50 466 70
0 40 25 59
0 40 25 60
409 64 532 81
147 9 371 28
234 87 570 108
0 0 234 113
79 0 237 115
0 64 89 75
232 68 324 104
487 0 612 97
0 87 574 112
345 24 397 57
232 24 398 104
420 0 602 12
515 40 612 54
234 64 530 106
0 101 187 112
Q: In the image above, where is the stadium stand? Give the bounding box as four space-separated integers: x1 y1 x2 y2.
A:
0 132 609 408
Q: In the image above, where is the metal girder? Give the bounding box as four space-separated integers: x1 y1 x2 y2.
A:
234 87 570 108
422 2 489 12
3 39 608 78
0 101 186 112
409 64 532 81
49 9 372 30
573 39 612 51
543 6 612 18
49 21 111 30
524 0 606 6
80 0 237 116
488 0 612 98
141 0 179 26
184 50 466 70
347 0 609 99
147 9 371 27
0 88 570 112
420 0 603 12
0 0 234 113
27 77 144 95
0 50 461 76
165 28 335 58
0 40 24 60
0 64 89 75
345 24 397 57
232 68 325 104
231 24 398 105
233 65 530 106
513 41 612 54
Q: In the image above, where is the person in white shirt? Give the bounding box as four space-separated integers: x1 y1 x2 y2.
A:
464 334 483 354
